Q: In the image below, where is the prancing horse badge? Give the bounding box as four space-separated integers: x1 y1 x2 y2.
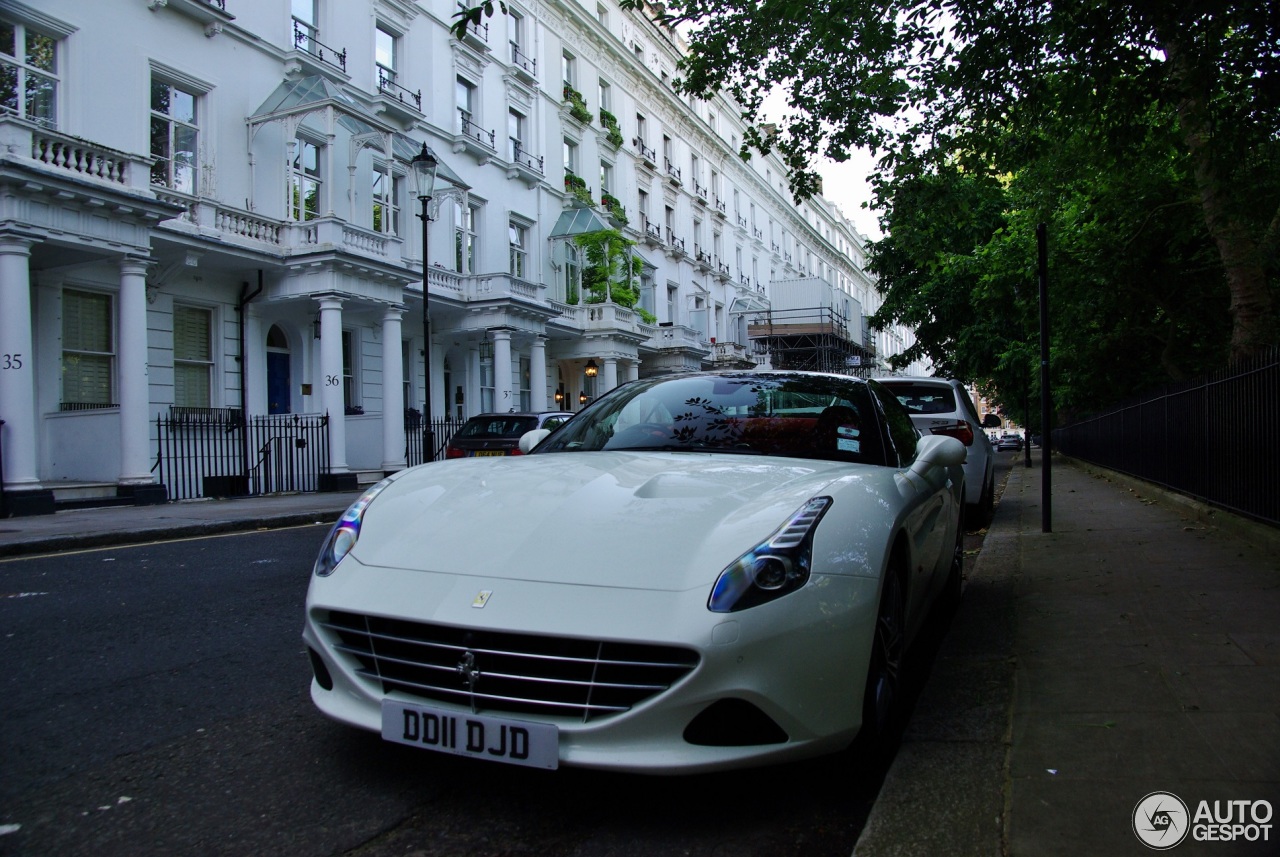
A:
472 589 493 608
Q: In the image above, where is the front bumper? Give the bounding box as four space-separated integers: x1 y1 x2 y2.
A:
302 557 881 773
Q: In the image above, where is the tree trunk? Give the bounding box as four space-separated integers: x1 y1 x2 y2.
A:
1161 30 1277 362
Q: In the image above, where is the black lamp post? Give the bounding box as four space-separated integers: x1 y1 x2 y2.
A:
410 143 439 461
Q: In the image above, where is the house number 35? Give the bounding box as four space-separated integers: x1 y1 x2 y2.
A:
2 353 22 369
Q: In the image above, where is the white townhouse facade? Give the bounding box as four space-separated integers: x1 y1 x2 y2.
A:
0 0 917 515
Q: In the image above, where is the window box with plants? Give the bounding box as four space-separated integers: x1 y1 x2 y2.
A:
564 171 594 206
562 85 593 125
600 192 629 227
599 109 625 148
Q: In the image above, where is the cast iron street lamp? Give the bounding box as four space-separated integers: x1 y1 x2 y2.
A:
410 143 439 461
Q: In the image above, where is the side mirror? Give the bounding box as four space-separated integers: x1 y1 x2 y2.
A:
518 428 552 454
981 413 1002 428
910 434 966 477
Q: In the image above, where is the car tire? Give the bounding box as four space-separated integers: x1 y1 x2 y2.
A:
859 561 907 753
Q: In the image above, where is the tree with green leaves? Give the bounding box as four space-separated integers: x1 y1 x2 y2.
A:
573 228 656 323
579 0 1275 364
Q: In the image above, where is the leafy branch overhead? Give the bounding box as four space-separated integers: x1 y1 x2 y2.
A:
632 0 1276 388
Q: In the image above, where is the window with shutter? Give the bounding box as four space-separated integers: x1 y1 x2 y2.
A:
61 289 114 407
173 305 212 408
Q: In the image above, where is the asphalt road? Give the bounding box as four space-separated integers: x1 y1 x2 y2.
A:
0 456 1013 856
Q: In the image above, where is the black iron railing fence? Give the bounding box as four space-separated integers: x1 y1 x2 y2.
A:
155 409 331 500
0 417 6 517
405 413 465 467
1054 346 1280 526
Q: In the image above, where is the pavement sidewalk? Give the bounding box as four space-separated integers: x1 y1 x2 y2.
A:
0 490 361 558
855 452 1280 857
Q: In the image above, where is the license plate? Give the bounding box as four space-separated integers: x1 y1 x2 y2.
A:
381 700 559 769
473 450 506 457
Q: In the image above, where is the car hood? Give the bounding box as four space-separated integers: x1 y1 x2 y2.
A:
346 452 879 592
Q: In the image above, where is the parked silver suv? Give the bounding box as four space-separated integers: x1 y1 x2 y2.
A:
874 376 996 525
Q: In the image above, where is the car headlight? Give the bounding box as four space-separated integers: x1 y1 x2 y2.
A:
708 497 832 613
313 478 393 577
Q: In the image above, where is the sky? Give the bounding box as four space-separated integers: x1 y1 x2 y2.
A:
816 151 883 242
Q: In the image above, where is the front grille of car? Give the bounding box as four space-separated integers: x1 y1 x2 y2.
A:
319 610 700 722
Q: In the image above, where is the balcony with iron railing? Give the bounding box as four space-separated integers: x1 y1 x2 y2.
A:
508 139 544 185
664 158 682 186
736 214 748 229
634 138 657 168
693 180 708 203
374 66 422 125
457 18 490 50
713 196 727 217
509 42 537 81
291 19 347 76
665 229 687 257
694 248 712 271
642 217 664 247
455 110 496 163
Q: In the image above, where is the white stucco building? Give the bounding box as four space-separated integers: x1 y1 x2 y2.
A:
0 0 917 515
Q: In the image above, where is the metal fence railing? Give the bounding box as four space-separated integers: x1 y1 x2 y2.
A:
0 417 6 517
155 409 331 500
1054 346 1280 527
405 413 465 467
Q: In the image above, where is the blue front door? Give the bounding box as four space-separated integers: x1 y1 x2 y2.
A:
267 351 291 414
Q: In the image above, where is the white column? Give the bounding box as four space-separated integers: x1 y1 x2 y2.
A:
603 357 619 395
317 296 348 472
0 236 39 488
626 360 640 383
430 336 445 423
529 336 547 411
380 306 406 471
117 256 154 484
243 304 265 415
492 329 513 413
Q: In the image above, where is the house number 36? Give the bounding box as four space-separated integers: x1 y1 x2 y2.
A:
325 375 340 386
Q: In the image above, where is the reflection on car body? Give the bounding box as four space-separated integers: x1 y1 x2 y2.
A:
304 371 966 773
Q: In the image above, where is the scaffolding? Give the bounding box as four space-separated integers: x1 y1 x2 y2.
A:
747 306 878 375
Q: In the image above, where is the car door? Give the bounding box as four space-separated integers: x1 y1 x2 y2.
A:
870 382 953 628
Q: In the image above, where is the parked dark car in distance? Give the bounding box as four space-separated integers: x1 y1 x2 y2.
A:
444 412 575 458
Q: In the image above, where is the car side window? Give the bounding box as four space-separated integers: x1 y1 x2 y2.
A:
870 382 919 466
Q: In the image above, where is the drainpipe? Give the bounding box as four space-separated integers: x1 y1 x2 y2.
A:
237 272 265 485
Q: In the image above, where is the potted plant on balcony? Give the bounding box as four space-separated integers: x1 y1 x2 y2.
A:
599 109 625 148
562 85 593 125
564 171 594 206
600 192 629 227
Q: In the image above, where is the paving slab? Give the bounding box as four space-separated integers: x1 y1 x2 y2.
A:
855 452 1280 857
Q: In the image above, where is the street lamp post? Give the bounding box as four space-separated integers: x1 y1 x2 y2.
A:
410 143 439 462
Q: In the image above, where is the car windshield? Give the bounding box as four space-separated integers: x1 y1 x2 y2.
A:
535 373 887 465
456 416 540 439
881 382 957 415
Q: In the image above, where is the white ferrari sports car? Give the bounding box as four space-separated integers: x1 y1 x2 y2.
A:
303 371 966 773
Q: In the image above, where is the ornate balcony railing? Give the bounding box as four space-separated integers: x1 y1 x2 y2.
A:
458 111 496 150
509 42 537 77
634 138 657 165
377 68 422 111
510 140 544 174
293 21 346 72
